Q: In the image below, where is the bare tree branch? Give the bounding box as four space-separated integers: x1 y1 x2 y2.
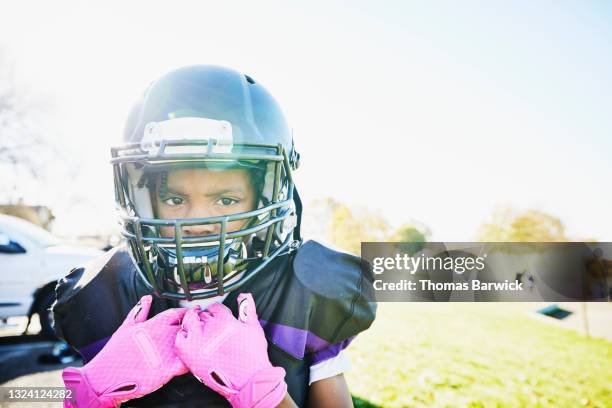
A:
0 50 54 201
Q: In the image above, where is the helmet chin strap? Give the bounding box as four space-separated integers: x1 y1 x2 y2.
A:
293 187 303 242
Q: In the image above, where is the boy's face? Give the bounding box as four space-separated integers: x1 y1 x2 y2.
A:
155 167 257 238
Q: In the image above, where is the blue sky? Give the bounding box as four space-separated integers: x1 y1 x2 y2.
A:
0 0 610 240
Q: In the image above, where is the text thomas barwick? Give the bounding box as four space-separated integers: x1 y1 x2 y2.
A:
373 279 525 291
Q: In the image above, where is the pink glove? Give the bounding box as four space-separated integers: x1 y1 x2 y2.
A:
175 293 287 408
62 295 188 407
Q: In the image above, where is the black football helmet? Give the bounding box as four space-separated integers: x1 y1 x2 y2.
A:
111 65 302 300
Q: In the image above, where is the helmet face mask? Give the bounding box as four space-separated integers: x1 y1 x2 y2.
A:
111 66 300 300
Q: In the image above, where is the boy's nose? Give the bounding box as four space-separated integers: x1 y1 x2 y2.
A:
183 223 218 237
181 205 220 236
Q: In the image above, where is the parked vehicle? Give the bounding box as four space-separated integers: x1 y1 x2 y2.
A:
0 214 103 337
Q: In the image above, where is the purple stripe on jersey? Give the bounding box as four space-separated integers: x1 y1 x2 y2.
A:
79 336 110 364
310 336 354 365
259 320 353 364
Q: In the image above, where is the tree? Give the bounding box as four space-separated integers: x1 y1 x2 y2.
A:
304 198 432 255
0 51 52 203
0 203 55 230
388 223 429 242
387 223 429 254
330 201 391 255
476 207 568 242
304 198 391 255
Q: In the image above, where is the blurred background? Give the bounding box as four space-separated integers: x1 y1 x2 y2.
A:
0 1 610 407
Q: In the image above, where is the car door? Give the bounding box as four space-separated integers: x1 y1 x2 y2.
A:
0 230 42 318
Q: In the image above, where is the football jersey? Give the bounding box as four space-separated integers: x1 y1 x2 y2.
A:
53 240 377 407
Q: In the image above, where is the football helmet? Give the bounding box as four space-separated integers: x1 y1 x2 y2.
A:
111 65 301 300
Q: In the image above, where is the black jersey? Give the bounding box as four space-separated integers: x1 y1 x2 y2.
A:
53 240 376 407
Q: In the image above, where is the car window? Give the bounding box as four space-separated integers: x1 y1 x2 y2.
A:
0 231 10 246
0 217 60 247
0 230 27 254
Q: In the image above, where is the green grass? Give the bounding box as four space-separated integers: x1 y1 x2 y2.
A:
346 303 612 408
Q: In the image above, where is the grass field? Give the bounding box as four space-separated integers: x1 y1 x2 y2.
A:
346 303 612 408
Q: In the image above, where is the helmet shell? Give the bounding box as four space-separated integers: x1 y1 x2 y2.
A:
124 65 295 162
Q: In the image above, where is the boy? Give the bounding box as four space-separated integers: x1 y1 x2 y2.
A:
53 65 376 407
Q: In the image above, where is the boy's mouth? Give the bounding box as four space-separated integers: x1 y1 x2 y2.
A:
187 280 217 291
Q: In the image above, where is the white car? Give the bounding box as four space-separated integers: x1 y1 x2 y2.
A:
0 214 103 337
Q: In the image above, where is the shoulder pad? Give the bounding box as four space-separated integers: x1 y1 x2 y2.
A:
292 240 376 344
52 246 157 354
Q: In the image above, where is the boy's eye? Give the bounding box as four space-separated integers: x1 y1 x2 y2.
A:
217 197 238 206
163 197 184 206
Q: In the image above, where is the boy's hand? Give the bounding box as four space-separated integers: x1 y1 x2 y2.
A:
175 293 287 408
62 295 188 407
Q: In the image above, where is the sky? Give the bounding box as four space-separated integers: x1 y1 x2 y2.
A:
0 0 611 241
